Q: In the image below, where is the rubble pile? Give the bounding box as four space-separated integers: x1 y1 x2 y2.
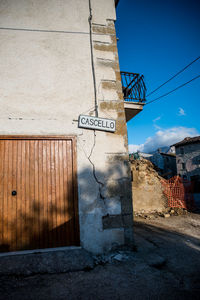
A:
134 207 188 220
130 158 168 214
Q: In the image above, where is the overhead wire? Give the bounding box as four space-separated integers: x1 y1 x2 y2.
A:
146 56 200 97
146 74 200 105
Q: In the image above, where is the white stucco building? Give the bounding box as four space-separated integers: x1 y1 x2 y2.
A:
0 0 145 254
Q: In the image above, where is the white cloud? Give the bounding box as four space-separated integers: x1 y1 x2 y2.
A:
129 144 144 153
153 124 161 130
178 107 186 116
153 116 161 122
128 126 199 153
153 115 162 129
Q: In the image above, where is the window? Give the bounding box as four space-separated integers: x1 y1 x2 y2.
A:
191 175 200 193
182 163 185 170
180 147 184 154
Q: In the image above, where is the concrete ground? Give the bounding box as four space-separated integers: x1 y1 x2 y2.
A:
0 212 200 300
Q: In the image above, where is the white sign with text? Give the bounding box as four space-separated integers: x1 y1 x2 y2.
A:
78 115 116 133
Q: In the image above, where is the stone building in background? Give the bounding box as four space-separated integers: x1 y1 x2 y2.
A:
173 136 200 192
140 148 177 179
148 149 177 179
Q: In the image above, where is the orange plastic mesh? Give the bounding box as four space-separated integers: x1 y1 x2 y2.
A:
161 176 195 210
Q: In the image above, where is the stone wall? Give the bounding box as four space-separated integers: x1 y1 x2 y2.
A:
131 159 167 213
176 143 200 180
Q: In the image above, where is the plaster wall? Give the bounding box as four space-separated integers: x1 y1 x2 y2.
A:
0 0 132 253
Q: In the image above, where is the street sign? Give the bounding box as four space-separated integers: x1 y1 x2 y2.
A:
78 115 116 133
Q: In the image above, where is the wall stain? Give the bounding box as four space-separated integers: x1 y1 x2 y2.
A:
92 22 115 35
93 21 127 142
94 43 116 52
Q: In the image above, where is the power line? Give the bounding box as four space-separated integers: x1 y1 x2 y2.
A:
146 74 200 105
147 56 200 97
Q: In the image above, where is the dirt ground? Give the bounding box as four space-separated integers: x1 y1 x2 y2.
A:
0 212 200 300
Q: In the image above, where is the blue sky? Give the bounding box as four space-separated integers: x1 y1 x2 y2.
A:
116 0 200 153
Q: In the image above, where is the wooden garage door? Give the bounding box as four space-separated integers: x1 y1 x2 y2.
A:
0 136 79 252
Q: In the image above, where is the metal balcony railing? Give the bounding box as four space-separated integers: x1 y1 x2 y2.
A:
121 71 146 103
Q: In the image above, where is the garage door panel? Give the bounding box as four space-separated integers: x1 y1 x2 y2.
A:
54 140 60 245
49 140 57 248
7 141 13 251
41 140 48 248
67 140 75 244
1 141 8 252
29 140 35 249
0 141 5 250
16 140 22 250
12 141 18 251
33 140 40 250
59 140 65 245
63 140 69 245
0 137 79 252
20 140 27 250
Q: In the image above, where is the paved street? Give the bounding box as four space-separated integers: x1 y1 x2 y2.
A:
0 213 200 300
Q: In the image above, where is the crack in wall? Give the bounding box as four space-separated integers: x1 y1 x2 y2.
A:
77 131 106 205
87 131 106 204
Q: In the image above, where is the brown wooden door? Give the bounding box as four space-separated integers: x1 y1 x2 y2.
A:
0 136 79 252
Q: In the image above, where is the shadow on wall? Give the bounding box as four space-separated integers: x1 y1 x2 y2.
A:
0 159 132 253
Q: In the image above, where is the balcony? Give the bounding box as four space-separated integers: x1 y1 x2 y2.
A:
121 71 146 122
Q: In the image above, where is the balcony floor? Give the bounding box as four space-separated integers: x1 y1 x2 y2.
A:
124 101 145 122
